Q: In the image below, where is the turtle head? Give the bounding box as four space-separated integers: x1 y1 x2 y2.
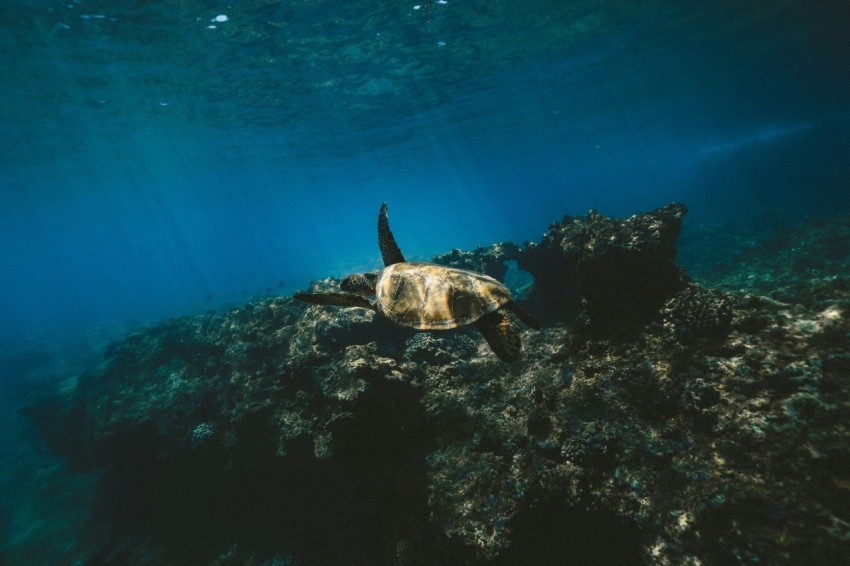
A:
341 273 378 296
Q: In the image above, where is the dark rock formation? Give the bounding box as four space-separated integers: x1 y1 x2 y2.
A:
518 203 688 331
432 242 521 282
22 205 850 565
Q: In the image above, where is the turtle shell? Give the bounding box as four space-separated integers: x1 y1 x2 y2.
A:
375 262 513 330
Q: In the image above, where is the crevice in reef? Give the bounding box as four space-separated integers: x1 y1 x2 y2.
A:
494 499 643 566
58 375 433 564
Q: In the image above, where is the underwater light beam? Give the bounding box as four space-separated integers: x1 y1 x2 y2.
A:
697 122 814 157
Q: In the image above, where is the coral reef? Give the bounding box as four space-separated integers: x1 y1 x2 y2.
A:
432 242 521 282
23 205 850 565
680 216 850 307
518 203 688 330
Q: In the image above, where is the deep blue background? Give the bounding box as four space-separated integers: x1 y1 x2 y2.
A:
1 0 849 393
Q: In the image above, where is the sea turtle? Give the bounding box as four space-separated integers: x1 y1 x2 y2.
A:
295 203 539 362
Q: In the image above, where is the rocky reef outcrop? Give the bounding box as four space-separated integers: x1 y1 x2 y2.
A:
519 203 688 330
23 205 850 565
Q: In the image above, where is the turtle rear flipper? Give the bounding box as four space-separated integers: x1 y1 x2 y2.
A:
474 311 521 362
378 203 406 266
505 302 540 329
294 292 375 310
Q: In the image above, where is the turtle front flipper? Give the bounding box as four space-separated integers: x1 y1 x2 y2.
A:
378 203 406 266
294 292 375 310
474 311 522 362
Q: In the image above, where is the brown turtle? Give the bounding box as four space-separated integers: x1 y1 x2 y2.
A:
295 203 539 361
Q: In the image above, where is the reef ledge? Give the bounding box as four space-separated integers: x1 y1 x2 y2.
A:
23 204 850 565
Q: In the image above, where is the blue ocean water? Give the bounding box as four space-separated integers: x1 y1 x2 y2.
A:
1 1 849 393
